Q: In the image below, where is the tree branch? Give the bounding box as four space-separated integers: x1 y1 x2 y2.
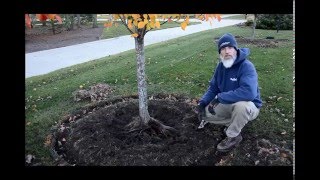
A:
160 17 171 25
145 28 153 34
119 14 135 35
145 16 172 35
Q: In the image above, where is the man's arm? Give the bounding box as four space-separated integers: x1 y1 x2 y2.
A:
199 69 220 107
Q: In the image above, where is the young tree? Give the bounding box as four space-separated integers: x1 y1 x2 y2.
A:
77 14 81 28
25 14 62 34
25 14 220 135
92 14 98 28
252 14 258 39
105 14 221 134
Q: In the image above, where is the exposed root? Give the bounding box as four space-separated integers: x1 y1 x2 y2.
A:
124 116 179 137
125 117 142 130
148 117 179 137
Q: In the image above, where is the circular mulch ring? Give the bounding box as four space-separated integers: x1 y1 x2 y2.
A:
214 36 290 48
49 94 293 166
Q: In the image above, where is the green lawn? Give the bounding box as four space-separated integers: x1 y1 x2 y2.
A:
25 26 293 165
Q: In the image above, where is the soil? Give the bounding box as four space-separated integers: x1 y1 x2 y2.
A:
48 94 293 166
25 25 104 53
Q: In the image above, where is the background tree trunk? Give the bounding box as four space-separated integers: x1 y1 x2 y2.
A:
134 29 150 124
92 14 98 28
50 20 56 34
252 14 257 39
70 14 74 30
77 14 81 28
276 14 280 33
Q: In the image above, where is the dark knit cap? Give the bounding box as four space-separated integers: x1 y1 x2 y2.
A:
218 33 238 53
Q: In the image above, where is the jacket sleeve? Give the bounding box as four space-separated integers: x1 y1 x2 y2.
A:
217 62 258 103
199 68 220 107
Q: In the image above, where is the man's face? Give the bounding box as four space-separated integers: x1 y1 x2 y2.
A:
220 46 237 60
220 46 237 68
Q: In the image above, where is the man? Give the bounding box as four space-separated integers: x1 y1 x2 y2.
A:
197 33 262 152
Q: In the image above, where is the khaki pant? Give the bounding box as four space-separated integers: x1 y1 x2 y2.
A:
203 101 260 138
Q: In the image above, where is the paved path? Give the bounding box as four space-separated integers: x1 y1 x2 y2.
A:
26 15 245 78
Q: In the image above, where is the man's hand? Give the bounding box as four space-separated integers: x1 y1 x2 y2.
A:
208 98 220 115
197 104 208 129
210 98 220 107
197 104 206 122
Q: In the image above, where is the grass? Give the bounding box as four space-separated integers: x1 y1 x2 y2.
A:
25 25 293 165
99 21 201 39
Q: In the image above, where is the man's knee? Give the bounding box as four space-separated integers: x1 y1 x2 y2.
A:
233 101 252 115
232 101 259 120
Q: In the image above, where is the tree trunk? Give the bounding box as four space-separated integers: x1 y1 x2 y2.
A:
134 30 151 124
51 20 56 34
124 22 178 137
92 14 98 28
77 14 81 28
252 14 257 39
276 14 280 33
70 14 74 30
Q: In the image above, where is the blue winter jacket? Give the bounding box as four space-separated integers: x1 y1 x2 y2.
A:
199 48 262 108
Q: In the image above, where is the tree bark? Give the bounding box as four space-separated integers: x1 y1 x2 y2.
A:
77 14 81 28
252 14 257 39
134 29 150 124
92 14 98 28
70 14 74 30
276 14 280 33
51 20 56 34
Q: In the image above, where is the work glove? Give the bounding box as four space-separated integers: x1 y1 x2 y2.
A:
208 98 220 115
197 103 206 121
211 97 220 107
197 103 208 129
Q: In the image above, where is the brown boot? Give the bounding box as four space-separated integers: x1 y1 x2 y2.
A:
217 134 243 152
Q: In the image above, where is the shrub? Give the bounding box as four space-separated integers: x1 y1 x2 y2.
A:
245 20 253 26
244 14 257 27
80 14 94 24
256 14 293 30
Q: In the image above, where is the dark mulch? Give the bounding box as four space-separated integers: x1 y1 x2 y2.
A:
48 94 293 166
